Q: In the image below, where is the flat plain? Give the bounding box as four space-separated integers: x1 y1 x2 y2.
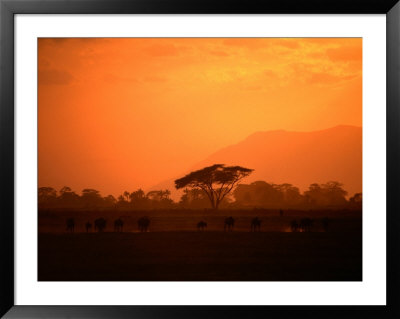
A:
38 210 362 281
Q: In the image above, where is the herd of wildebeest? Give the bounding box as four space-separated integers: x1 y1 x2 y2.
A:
65 215 330 233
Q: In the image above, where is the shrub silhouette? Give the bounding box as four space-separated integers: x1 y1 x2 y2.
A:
299 218 313 232
290 220 299 232
224 216 235 232
114 218 124 232
138 217 150 232
251 217 262 232
94 218 106 232
66 218 75 233
196 221 207 231
321 217 330 232
85 221 92 233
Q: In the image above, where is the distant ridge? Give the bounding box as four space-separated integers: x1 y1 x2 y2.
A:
150 125 362 200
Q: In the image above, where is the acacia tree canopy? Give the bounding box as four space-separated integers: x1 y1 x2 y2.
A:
174 164 254 209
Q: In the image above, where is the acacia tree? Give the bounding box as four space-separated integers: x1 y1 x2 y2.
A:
175 164 254 209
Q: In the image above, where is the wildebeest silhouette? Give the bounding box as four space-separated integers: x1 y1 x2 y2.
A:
197 221 207 231
251 217 261 232
85 222 92 233
114 218 124 232
299 218 313 232
66 218 75 233
224 217 235 232
321 217 330 232
279 209 284 217
138 217 150 232
290 220 299 232
94 218 106 232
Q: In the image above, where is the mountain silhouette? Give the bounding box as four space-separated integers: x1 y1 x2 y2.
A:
150 125 362 201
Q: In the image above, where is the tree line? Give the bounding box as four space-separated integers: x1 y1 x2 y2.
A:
39 164 361 210
38 186 175 210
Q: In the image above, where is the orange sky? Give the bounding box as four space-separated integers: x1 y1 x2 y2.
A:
38 38 362 197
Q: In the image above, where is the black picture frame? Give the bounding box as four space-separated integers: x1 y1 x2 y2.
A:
1 0 399 318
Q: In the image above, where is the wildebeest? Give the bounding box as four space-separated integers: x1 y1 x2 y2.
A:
66 218 75 233
290 220 299 232
224 217 235 232
197 221 207 231
299 218 314 232
94 218 107 232
279 209 284 217
138 217 150 232
85 222 92 233
250 217 261 232
114 218 124 232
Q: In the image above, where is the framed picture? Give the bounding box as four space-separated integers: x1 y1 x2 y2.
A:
1 0 399 318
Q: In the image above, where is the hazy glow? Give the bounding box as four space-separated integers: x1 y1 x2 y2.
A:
38 38 362 196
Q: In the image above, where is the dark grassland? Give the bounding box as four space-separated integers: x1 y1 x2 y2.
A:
38 209 362 281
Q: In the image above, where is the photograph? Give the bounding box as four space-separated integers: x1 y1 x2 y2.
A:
37 37 362 281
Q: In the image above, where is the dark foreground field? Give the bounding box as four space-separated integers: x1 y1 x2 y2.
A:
39 230 362 281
